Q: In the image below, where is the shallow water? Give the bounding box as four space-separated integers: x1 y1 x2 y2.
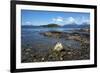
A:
21 27 81 54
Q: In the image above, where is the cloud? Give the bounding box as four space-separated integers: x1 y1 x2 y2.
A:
65 16 90 24
52 17 63 22
52 16 89 25
65 17 77 24
81 16 90 24
25 21 32 25
52 17 78 25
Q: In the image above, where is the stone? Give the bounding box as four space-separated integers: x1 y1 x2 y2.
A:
41 58 45 61
43 32 52 36
67 52 72 55
26 48 31 52
60 57 63 60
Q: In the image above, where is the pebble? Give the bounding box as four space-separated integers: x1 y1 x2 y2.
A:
67 52 72 55
60 57 63 60
26 48 31 52
41 58 45 61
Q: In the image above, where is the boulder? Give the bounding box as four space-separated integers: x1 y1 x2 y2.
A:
42 32 52 36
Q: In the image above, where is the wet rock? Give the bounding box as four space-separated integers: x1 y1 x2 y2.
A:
41 58 45 61
33 59 37 62
25 48 31 52
43 32 52 36
40 31 63 38
60 57 63 60
25 52 29 55
68 35 81 41
67 52 72 55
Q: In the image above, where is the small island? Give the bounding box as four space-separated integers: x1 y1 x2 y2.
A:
41 24 60 27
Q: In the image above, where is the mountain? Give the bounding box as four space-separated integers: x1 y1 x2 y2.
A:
22 23 89 28
78 24 90 28
63 24 77 28
21 25 39 28
41 24 60 27
62 23 89 28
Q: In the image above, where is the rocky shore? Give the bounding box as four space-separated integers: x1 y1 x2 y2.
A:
21 28 90 63
40 28 89 41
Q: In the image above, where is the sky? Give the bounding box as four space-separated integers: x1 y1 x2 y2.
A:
21 10 90 26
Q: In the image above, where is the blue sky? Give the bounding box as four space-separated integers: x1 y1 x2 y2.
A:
21 10 90 26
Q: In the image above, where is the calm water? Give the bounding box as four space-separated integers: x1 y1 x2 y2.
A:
21 27 81 54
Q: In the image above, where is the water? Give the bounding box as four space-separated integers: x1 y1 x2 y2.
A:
21 27 81 54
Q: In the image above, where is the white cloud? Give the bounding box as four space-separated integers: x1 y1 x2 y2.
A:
25 21 32 25
65 17 77 24
81 16 90 24
52 16 90 25
52 17 63 22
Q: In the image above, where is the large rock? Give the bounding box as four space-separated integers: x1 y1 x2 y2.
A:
42 32 52 36
68 35 81 41
41 31 63 38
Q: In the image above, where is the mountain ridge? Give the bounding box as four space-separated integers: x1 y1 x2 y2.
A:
22 23 89 28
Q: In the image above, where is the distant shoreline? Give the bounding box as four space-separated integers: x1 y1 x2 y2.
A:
21 23 90 29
